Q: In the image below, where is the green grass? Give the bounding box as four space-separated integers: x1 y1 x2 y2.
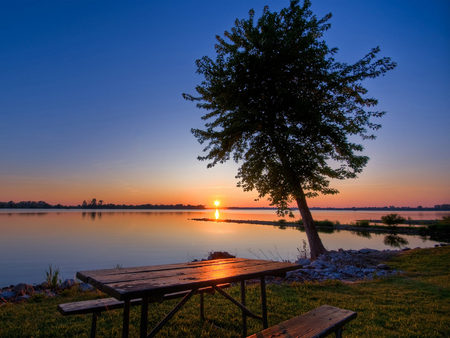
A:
1 246 449 337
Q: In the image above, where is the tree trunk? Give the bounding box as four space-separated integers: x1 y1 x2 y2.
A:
295 190 327 260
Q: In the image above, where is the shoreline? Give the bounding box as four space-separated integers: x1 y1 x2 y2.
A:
190 217 450 239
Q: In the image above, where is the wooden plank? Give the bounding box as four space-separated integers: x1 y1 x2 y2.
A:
78 258 250 279
97 261 300 300
247 305 357 338
58 284 231 315
77 259 272 286
78 259 273 285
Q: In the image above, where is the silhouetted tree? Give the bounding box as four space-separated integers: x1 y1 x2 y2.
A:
381 213 406 228
184 0 396 258
81 200 88 208
89 198 97 208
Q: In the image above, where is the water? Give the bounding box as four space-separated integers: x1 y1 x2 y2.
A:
0 209 447 286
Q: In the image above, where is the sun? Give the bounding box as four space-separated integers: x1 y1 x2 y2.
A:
214 200 220 207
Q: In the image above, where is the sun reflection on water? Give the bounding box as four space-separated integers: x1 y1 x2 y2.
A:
215 209 220 220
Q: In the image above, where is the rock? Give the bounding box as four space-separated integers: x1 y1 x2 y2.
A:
13 283 34 296
341 266 359 276
207 251 236 260
44 290 56 297
79 283 94 292
0 290 16 300
376 263 390 270
16 295 31 302
401 247 411 251
359 248 378 254
61 279 76 290
310 260 326 269
296 258 311 266
285 269 302 278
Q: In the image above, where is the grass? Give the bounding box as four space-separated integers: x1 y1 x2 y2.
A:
1 246 449 337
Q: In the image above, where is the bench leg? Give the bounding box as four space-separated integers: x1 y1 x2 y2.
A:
200 292 205 321
335 327 343 338
90 312 98 338
140 296 149 338
260 277 268 329
241 280 247 337
122 300 130 338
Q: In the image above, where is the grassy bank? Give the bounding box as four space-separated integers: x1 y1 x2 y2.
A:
1 246 449 337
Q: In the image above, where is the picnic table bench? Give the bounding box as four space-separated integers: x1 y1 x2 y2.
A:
247 305 357 338
58 283 230 338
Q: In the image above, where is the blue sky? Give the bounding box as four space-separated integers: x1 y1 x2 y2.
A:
0 0 449 207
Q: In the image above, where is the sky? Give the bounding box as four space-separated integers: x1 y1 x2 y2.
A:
0 0 449 208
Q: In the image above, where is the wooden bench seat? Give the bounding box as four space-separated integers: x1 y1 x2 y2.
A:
58 283 230 337
247 305 356 338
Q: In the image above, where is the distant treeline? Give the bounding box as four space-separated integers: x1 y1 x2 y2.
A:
1 200 449 211
0 200 205 210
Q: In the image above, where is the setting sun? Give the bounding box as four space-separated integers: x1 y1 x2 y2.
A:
214 200 220 207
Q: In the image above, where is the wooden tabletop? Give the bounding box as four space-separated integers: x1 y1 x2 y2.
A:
77 258 300 300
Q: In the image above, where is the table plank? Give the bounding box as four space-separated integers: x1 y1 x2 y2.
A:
80 259 274 285
79 258 249 278
78 259 300 300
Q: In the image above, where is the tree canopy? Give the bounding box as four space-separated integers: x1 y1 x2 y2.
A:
184 0 396 258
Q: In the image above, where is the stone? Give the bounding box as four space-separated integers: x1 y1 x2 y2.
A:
0 290 16 300
310 260 326 269
13 283 34 295
377 263 390 270
401 247 411 251
285 269 302 278
61 279 76 289
207 251 235 260
296 258 311 266
16 295 31 301
359 248 378 254
44 290 56 297
79 283 94 292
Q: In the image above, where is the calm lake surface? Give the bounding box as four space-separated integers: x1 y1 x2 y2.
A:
1 209 448 286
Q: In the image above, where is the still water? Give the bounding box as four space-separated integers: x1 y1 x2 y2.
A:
0 209 447 286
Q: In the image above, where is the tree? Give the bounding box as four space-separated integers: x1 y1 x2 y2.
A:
381 214 406 228
184 0 396 258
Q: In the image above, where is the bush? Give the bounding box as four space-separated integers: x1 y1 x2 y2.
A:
45 265 61 290
356 220 370 227
315 220 334 227
381 214 405 227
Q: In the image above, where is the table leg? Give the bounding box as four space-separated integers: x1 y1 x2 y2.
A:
122 300 130 338
140 296 149 338
260 277 268 328
241 280 247 337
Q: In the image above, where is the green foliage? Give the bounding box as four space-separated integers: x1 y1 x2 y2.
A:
356 220 370 227
1 247 449 337
315 220 334 227
381 214 406 227
185 0 396 217
45 265 61 290
438 216 450 225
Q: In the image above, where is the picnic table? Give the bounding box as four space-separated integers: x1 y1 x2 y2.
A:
76 258 300 337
